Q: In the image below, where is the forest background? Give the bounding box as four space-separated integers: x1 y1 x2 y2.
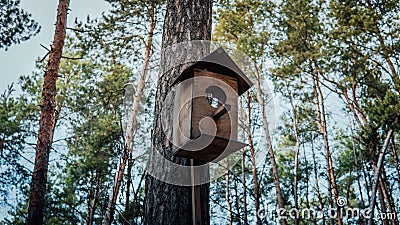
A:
0 0 399 224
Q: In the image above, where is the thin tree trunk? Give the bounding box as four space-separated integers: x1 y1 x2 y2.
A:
87 171 101 225
373 23 398 81
234 178 242 225
225 160 233 225
354 142 366 208
241 151 248 225
86 175 94 225
348 111 367 209
377 183 389 225
304 147 316 225
102 3 156 225
390 137 400 189
26 1 69 224
368 128 394 225
246 92 261 225
380 169 399 225
311 135 325 225
253 65 287 225
288 90 300 225
350 46 367 125
134 170 146 224
350 83 367 125
342 88 363 127
310 60 342 225
124 152 133 225
362 160 372 203
379 170 392 215
143 0 212 224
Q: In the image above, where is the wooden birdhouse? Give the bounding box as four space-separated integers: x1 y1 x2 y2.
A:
171 47 253 162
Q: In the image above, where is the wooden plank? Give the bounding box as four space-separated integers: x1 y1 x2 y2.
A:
173 79 193 152
175 135 247 162
192 69 239 140
212 105 228 119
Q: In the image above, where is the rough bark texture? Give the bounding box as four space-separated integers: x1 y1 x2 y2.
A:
26 1 69 224
143 0 212 224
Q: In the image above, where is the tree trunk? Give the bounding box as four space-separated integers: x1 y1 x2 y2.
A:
253 65 287 225
368 128 394 225
241 151 248 225
311 135 325 225
225 160 233 225
310 60 342 225
26 0 69 224
380 169 399 225
124 152 133 225
143 0 212 224
245 92 261 225
390 137 400 189
288 89 300 225
102 2 156 225
304 148 317 225
87 171 101 225
377 183 389 225
233 178 242 225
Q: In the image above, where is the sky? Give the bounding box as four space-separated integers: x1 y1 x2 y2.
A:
0 0 110 93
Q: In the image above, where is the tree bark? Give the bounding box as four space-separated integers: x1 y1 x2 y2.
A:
124 152 133 225
143 0 212 224
288 90 300 225
368 128 394 225
87 170 101 225
377 182 389 225
246 92 261 225
311 135 325 225
225 160 233 225
379 169 399 225
102 2 156 225
310 60 342 225
241 151 248 225
26 0 69 224
233 178 242 225
390 137 400 189
253 65 287 225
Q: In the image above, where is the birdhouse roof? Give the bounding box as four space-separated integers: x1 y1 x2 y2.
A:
172 47 253 96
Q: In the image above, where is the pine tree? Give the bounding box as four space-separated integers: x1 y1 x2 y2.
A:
26 0 70 224
143 0 212 224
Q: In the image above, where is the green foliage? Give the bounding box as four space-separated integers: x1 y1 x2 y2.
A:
361 90 400 160
214 0 271 59
46 54 131 224
0 85 38 206
73 0 164 68
0 0 40 50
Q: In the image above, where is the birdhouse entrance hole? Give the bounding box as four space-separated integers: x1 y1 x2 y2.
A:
205 85 226 109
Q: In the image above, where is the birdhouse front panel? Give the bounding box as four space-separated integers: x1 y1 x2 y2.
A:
191 69 238 141
172 78 193 150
